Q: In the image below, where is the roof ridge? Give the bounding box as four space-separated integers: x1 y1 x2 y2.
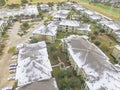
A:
82 43 93 67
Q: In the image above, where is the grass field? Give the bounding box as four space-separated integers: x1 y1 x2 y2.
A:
6 0 67 5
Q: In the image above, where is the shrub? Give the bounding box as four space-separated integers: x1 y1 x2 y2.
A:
101 45 109 52
59 77 69 90
100 29 105 33
58 70 67 78
21 0 28 4
53 51 58 60
31 14 35 18
69 77 80 88
94 31 99 36
0 44 5 54
91 36 96 40
49 45 57 51
21 22 29 31
22 22 29 27
8 47 16 54
7 4 20 9
30 38 39 43
3 34 9 39
66 67 74 77
13 81 18 89
94 40 101 46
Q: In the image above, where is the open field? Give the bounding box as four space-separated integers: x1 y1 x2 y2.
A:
74 0 120 21
6 0 67 5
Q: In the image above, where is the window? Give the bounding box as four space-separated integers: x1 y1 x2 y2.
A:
66 26 68 32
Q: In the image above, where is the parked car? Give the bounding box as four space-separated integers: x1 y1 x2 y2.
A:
7 76 15 81
10 63 17 67
9 70 16 74
2 85 13 90
9 66 16 70
11 55 18 59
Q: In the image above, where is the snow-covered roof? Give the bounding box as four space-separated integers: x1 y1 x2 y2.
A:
16 41 52 87
64 2 74 5
6 10 24 17
0 20 4 27
2 86 13 90
33 21 59 36
40 4 50 11
113 30 120 35
1 5 38 17
75 6 85 11
59 20 80 27
57 10 70 15
98 18 110 24
54 13 68 19
24 4 39 15
16 78 59 90
115 45 120 51
105 21 120 31
62 35 120 90
72 4 85 11
84 10 95 16
53 10 70 19
40 4 49 8
77 24 91 31
99 20 120 31
89 14 102 20
0 10 7 18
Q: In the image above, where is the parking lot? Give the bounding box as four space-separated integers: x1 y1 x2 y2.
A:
0 21 42 89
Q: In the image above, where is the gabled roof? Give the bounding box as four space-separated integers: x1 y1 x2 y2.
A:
105 22 120 30
33 21 59 36
53 10 70 19
113 29 120 35
16 41 52 87
24 4 39 15
84 10 95 16
40 4 50 11
89 14 102 20
77 24 91 31
99 20 120 31
56 10 70 15
64 2 74 5
114 45 120 51
0 20 4 27
62 35 120 90
72 4 85 11
54 14 68 19
40 4 49 8
59 20 80 27
16 78 59 90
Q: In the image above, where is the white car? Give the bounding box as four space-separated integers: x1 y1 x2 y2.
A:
7 76 15 81
9 66 16 70
9 70 16 74
2 86 13 90
11 55 17 59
